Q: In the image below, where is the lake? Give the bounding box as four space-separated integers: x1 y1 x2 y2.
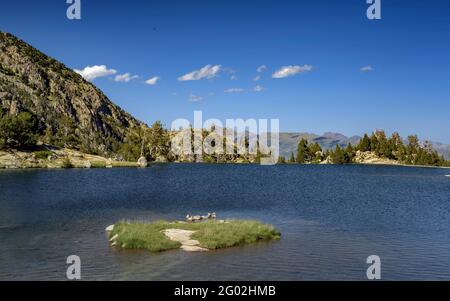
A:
0 164 449 280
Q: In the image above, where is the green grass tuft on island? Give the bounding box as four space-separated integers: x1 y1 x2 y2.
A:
109 220 281 252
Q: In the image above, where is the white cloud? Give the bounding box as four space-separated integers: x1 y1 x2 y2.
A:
272 65 313 79
360 65 373 72
188 93 203 102
224 88 244 93
254 85 263 92
74 65 117 81
114 73 139 82
178 64 221 81
257 65 267 73
145 76 160 85
230 75 238 80
253 75 261 82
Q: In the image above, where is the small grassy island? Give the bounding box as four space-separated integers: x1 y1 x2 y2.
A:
107 220 281 252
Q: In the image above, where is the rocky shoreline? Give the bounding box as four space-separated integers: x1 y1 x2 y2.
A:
1 148 449 169
0 148 138 169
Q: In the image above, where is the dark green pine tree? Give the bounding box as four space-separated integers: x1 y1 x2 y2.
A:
343 143 355 163
309 142 323 162
389 132 404 161
375 130 390 158
370 133 379 153
330 144 345 164
296 138 309 163
406 135 419 164
357 134 371 152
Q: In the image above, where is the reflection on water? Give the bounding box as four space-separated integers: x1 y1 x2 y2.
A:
0 164 449 280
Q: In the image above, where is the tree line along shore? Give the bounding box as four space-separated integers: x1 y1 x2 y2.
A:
281 130 449 167
0 107 448 168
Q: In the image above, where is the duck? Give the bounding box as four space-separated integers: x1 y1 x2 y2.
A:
207 212 217 219
186 214 203 222
186 213 217 222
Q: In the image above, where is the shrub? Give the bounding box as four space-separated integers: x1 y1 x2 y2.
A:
61 158 73 168
0 111 38 149
33 150 53 160
90 161 106 168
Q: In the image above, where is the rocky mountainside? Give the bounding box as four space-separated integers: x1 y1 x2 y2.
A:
431 142 450 160
0 32 142 155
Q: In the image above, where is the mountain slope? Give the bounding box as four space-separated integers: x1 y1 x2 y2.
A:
279 132 361 158
0 32 142 155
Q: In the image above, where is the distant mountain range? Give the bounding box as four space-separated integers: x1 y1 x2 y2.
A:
279 132 450 160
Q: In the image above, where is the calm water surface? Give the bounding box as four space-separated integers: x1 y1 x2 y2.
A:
0 164 449 280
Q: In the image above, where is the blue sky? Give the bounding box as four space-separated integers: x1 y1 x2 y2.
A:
1 0 449 143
